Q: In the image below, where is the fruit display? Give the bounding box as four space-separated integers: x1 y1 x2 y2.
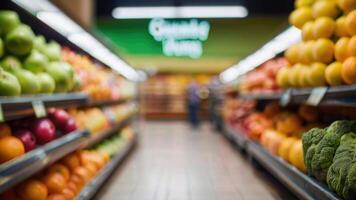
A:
0 109 77 164
0 10 77 96
0 126 134 200
239 57 289 93
278 0 356 88
62 48 137 101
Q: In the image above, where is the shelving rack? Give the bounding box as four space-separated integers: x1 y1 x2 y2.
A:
223 123 342 200
0 0 140 198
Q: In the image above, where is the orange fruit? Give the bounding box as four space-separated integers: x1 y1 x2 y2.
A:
300 41 314 64
83 163 98 178
47 164 70 181
0 123 11 138
335 16 350 37
73 166 91 183
338 0 356 13
312 38 334 63
326 62 343 86
46 194 66 200
341 56 356 84
346 10 356 35
313 17 335 39
42 172 67 194
98 151 110 164
348 35 356 57
61 188 76 200
289 7 313 29
302 21 315 41
61 153 80 171
335 37 351 61
68 175 85 190
0 136 25 164
312 0 339 19
17 179 48 200
66 182 79 194
307 62 327 86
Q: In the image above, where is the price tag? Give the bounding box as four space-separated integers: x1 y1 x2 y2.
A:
32 100 46 118
0 104 4 122
280 89 291 107
306 87 328 106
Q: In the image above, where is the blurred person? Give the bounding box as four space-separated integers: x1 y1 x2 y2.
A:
187 81 200 128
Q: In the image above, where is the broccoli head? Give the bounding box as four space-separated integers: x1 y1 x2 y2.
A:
312 121 356 182
327 133 356 200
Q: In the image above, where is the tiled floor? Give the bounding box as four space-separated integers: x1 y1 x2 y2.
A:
95 121 297 200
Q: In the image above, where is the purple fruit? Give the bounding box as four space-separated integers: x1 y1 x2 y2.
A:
31 118 56 144
14 129 36 151
49 109 70 128
62 118 77 134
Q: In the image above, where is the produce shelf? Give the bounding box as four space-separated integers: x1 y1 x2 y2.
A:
246 142 341 200
0 129 89 193
224 124 249 150
76 134 137 200
238 85 356 106
85 98 137 108
0 93 89 121
82 116 136 148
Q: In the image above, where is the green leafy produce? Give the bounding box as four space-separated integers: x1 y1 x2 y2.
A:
46 62 74 93
327 133 356 200
24 50 49 73
37 72 55 93
311 121 356 182
5 24 35 56
302 128 326 174
1 56 22 71
0 68 21 96
0 11 20 36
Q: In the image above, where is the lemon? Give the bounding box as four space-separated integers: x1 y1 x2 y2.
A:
335 16 350 37
325 61 343 85
302 21 315 41
312 38 335 63
312 0 339 19
289 7 314 29
313 17 336 38
335 37 351 61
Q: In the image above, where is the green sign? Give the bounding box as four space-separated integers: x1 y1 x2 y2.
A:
148 18 210 59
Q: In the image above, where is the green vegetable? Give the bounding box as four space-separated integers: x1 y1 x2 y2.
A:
311 121 356 182
327 133 356 200
302 128 326 174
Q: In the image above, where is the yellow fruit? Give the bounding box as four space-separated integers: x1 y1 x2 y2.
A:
341 56 356 84
338 0 356 13
295 0 316 8
313 17 336 38
276 67 291 88
302 21 315 41
278 137 298 161
312 0 339 18
335 16 350 37
346 10 356 35
289 64 306 87
308 62 327 86
326 61 343 85
301 41 315 64
312 38 335 63
335 37 350 61
348 35 356 56
298 65 311 87
288 140 306 172
285 43 301 64
289 7 314 29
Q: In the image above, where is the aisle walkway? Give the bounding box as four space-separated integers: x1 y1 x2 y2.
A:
96 121 297 200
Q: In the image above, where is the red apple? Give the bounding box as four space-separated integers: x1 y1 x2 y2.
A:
49 109 70 128
31 118 56 144
14 129 37 151
62 118 77 134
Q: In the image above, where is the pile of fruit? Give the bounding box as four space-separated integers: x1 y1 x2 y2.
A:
62 48 135 101
239 58 288 93
0 108 77 164
302 120 356 200
0 11 78 96
277 0 356 88
103 102 138 124
0 126 134 200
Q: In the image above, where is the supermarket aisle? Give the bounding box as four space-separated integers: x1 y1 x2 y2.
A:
96 121 296 200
